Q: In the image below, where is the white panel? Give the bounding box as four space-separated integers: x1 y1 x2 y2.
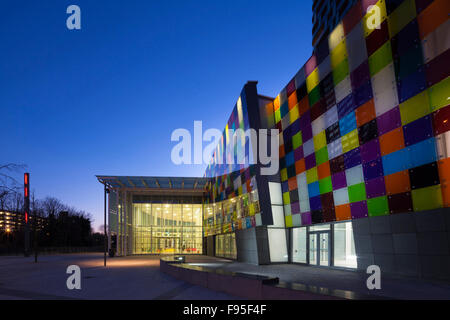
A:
422 19 450 63
345 164 364 186
255 213 262 226
296 172 309 201
372 63 399 116
328 138 343 160
334 75 352 103
318 55 332 81
271 205 286 228
346 22 367 72
268 228 289 263
312 114 326 136
292 227 307 263
324 105 339 128
333 187 350 206
299 199 311 213
436 131 450 160
268 182 283 205
295 66 306 88
281 114 290 130
303 138 315 157
283 204 292 216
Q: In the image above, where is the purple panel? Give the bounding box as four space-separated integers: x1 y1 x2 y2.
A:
403 115 434 146
365 177 386 198
351 60 370 89
337 93 356 118
305 153 317 170
294 146 304 161
302 125 313 142
390 20 420 58
360 138 381 163
291 118 301 134
299 111 311 129
281 181 289 193
331 172 347 189
309 195 322 211
377 106 401 135
353 80 373 108
301 212 312 225
291 201 300 214
350 201 368 219
363 157 384 180
425 49 450 87
415 0 434 14
344 147 362 169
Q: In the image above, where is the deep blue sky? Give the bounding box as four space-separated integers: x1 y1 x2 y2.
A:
0 0 312 230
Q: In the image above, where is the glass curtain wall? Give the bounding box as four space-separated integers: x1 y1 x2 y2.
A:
215 232 237 259
133 203 202 254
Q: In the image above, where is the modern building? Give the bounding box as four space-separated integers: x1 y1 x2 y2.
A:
0 210 47 233
97 0 450 280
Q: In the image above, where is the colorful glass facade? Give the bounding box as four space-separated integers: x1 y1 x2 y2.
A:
260 0 450 228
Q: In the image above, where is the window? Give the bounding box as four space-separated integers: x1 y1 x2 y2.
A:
333 221 357 268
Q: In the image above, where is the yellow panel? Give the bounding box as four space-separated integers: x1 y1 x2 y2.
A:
313 131 327 151
306 67 320 93
342 129 360 153
388 0 416 38
289 106 300 124
330 39 347 69
328 22 344 51
281 168 288 181
399 90 431 125
306 167 318 184
429 76 450 111
363 0 388 37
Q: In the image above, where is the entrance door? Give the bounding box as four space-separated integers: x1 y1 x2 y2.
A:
308 231 330 266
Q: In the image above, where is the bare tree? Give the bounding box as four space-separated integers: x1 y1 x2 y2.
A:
41 197 66 217
0 163 26 211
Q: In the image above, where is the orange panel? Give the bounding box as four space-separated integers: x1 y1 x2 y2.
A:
288 91 298 110
438 157 450 206
279 145 285 158
274 96 281 111
417 0 450 39
295 159 306 175
265 102 274 115
379 127 405 156
317 161 331 180
355 99 376 127
298 96 310 116
288 177 298 190
385 170 411 195
335 204 351 221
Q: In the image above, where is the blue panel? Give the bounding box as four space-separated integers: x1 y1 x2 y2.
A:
407 138 438 168
362 157 384 180
390 20 420 58
382 148 409 175
246 217 251 228
337 93 356 118
353 80 373 107
396 67 427 103
344 147 362 169
403 115 434 146
309 195 322 211
280 101 289 118
281 181 289 193
285 151 295 167
308 181 321 198
339 111 357 136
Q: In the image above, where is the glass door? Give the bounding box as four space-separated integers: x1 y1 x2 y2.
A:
308 231 330 266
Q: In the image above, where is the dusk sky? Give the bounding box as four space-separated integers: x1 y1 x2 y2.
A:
1 0 312 230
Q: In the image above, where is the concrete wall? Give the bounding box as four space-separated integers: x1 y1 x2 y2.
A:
352 208 450 280
236 226 270 265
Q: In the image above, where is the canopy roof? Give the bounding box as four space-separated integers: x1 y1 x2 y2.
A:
96 176 208 192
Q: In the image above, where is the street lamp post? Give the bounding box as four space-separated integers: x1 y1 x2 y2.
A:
104 185 109 267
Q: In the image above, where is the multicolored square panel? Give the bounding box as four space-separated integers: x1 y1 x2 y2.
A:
264 0 450 227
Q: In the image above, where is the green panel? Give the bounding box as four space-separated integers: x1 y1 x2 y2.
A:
388 0 416 38
285 215 293 228
368 41 393 77
429 77 450 111
282 191 290 204
333 58 349 86
399 90 431 125
367 196 389 217
275 108 281 123
308 85 321 106
315 146 329 165
394 45 423 80
292 131 303 149
412 185 443 211
319 176 332 194
306 167 318 184
348 183 367 203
